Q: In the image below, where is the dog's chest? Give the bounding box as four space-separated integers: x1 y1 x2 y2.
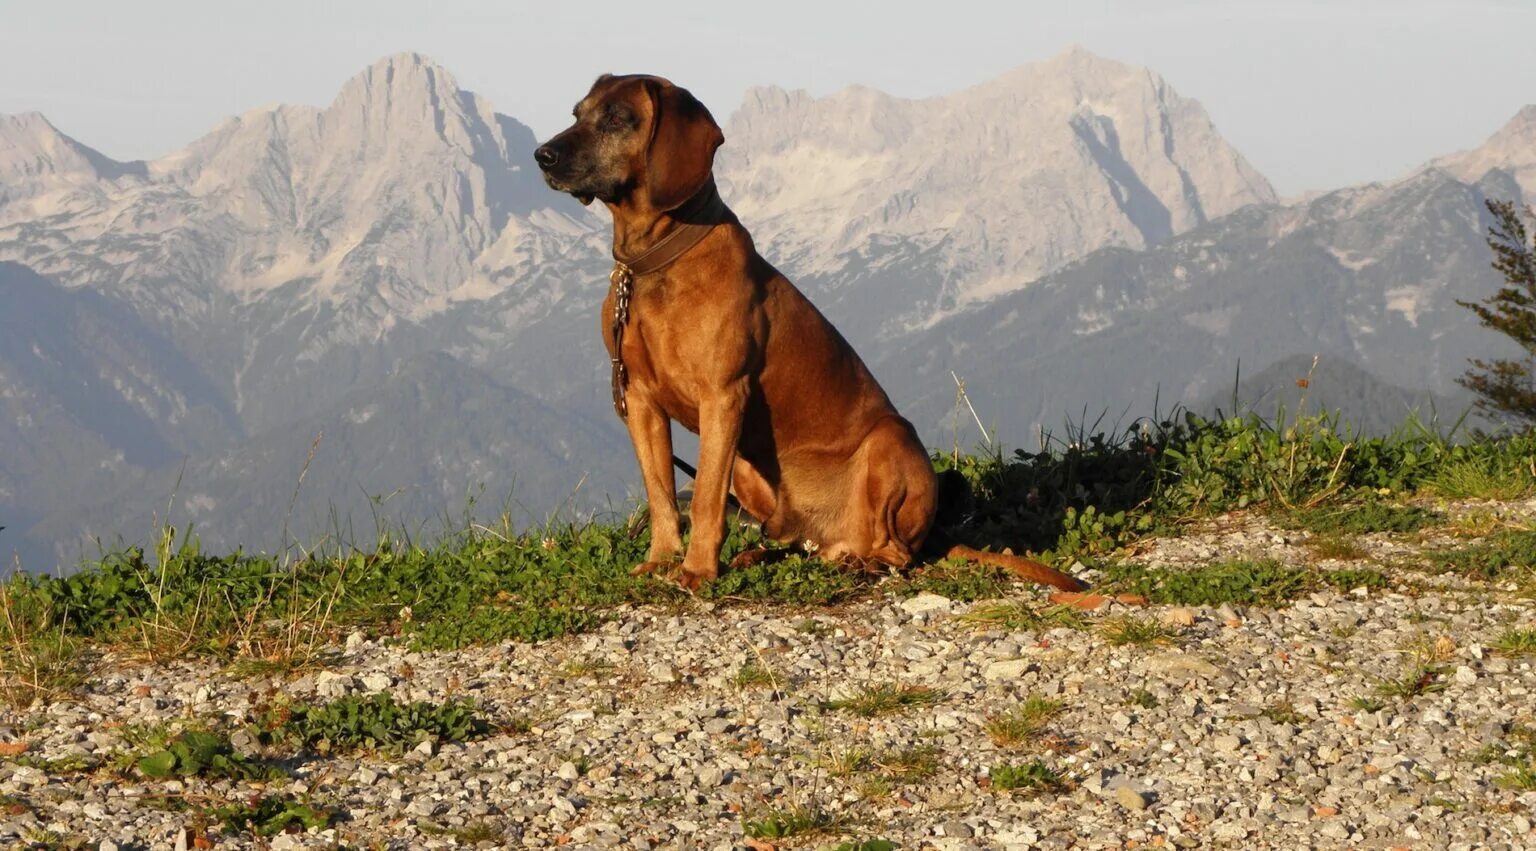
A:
601 282 711 427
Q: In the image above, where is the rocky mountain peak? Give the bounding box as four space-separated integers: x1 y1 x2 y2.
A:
0 112 144 205
715 48 1275 324
1433 104 1536 198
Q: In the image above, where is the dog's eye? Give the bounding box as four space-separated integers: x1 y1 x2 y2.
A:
604 113 629 130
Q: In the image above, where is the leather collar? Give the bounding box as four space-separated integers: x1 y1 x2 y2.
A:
611 183 727 278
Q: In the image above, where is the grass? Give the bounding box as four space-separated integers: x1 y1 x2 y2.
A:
989 760 1068 796
1425 454 1536 500
1098 616 1181 647
733 661 784 690
1260 700 1307 726
1474 724 1536 791
1348 695 1387 713
985 698 1064 747
821 683 944 717
824 841 896 851
1305 535 1369 561
960 600 1088 632
1099 559 1311 607
898 561 1018 601
872 745 940 783
1321 567 1391 592
1103 558 1395 605
0 583 89 709
743 805 843 839
1494 628 1536 656
8 409 1536 705
1432 530 1536 581
1276 502 1441 535
820 745 871 778
1372 662 1448 702
1126 689 1158 709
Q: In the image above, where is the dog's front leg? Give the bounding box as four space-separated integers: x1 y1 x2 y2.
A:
677 379 748 590
625 394 684 574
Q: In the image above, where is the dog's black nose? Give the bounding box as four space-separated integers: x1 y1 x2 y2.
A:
534 145 559 169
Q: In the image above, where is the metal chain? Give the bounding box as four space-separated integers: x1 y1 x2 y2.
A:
609 261 634 419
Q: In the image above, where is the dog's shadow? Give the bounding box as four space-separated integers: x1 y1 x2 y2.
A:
934 428 1166 562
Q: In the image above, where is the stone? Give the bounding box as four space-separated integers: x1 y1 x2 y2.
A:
900 593 953 617
940 820 974 838
1213 735 1244 753
1116 786 1150 811
983 659 1032 681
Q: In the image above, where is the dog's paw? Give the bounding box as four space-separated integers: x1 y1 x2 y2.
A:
629 560 678 578
728 547 770 571
674 566 717 593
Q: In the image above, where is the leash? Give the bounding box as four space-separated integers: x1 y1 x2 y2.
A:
608 183 727 419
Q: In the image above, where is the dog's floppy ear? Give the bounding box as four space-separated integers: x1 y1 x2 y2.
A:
644 79 724 211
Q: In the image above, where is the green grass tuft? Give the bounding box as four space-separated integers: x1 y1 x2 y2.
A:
1276 502 1440 535
822 683 945 717
1098 616 1181 647
743 805 842 839
985 698 1064 747
1321 568 1391 592
1126 688 1158 709
1099 559 1311 607
1260 700 1307 726
1433 531 1536 581
1495 628 1536 656
960 600 1088 632
989 760 1068 796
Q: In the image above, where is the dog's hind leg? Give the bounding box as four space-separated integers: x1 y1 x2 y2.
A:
727 456 793 571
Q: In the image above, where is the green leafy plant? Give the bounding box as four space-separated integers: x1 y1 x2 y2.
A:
989 760 1067 796
208 793 335 837
135 730 283 781
252 692 487 754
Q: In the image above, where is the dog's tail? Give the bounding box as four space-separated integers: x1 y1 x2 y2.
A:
930 469 1088 592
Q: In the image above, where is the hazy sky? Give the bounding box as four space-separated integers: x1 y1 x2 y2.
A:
2 0 1532 196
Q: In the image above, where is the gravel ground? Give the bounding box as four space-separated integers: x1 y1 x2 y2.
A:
4 503 1535 850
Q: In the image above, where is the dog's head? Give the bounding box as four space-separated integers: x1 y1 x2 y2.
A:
535 74 723 211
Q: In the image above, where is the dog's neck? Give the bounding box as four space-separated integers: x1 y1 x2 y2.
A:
608 180 727 264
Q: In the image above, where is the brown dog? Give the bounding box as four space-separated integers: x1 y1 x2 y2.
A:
535 74 1084 593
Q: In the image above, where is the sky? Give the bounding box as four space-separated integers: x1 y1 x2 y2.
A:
2 0 1533 197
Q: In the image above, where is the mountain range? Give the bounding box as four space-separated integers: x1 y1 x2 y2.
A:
0 48 1526 571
